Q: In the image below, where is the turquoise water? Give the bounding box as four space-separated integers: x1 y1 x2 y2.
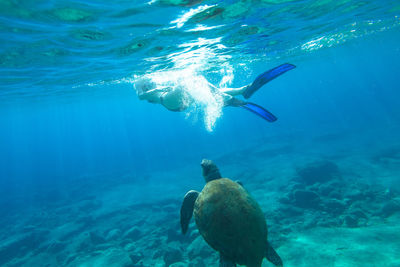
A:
1 0 400 266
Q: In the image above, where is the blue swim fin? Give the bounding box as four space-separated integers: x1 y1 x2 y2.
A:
240 102 277 122
243 63 296 99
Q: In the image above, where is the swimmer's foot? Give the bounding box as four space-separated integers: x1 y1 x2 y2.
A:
225 97 277 122
240 102 277 122
243 63 296 99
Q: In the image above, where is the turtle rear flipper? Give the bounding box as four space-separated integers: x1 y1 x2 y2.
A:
219 253 236 267
180 190 199 235
266 242 283 267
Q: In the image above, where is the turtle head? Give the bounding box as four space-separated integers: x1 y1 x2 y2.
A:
201 159 222 183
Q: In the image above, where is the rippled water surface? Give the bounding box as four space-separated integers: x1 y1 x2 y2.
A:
1 0 399 98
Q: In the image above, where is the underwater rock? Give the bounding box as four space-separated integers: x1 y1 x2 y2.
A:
279 182 304 204
123 226 142 241
344 188 364 203
279 195 291 204
297 161 341 185
327 190 342 200
153 249 163 259
167 227 187 243
64 254 77 265
188 258 206 267
169 262 187 267
279 205 304 217
163 247 183 267
372 146 400 163
105 228 122 241
348 208 368 220
70 247 133 266
77 232 93 251
317 218 341 228
0 230 48 265
89 231 106 245
46 240 67 253
76 215 96 227
292 190 321 209
316 183 334 196
129 252 143 265
379 200 400 218
187 228 199 241
78 199 102 212
323 199 347 214
344 214 359 228
187 236 214 260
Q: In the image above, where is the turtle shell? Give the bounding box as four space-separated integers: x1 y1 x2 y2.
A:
193 178 268 267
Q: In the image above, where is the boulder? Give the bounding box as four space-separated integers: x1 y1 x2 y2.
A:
323 199 347 214
344 215 358 228
123 226 142 241
105 229 122 241
169 262 187 267
129 252 143 265
163 247 183 267
292 190 321 209
187 236 214 260
297 161 340 185
379 200 400 218
89 231 106 245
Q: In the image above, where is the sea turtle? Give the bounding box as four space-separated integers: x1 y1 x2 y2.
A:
180 159 283 267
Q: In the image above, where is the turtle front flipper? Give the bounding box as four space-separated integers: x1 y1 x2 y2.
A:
266 242 283 267
219 253 236 267
180 190 199 235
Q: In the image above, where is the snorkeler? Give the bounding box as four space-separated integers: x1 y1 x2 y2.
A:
135 63 296 122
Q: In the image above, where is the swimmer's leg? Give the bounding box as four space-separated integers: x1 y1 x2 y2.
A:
225 97 277 122
240 102 277 122
243 63 296 99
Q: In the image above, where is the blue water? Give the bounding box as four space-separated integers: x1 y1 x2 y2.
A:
1 1 400 266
